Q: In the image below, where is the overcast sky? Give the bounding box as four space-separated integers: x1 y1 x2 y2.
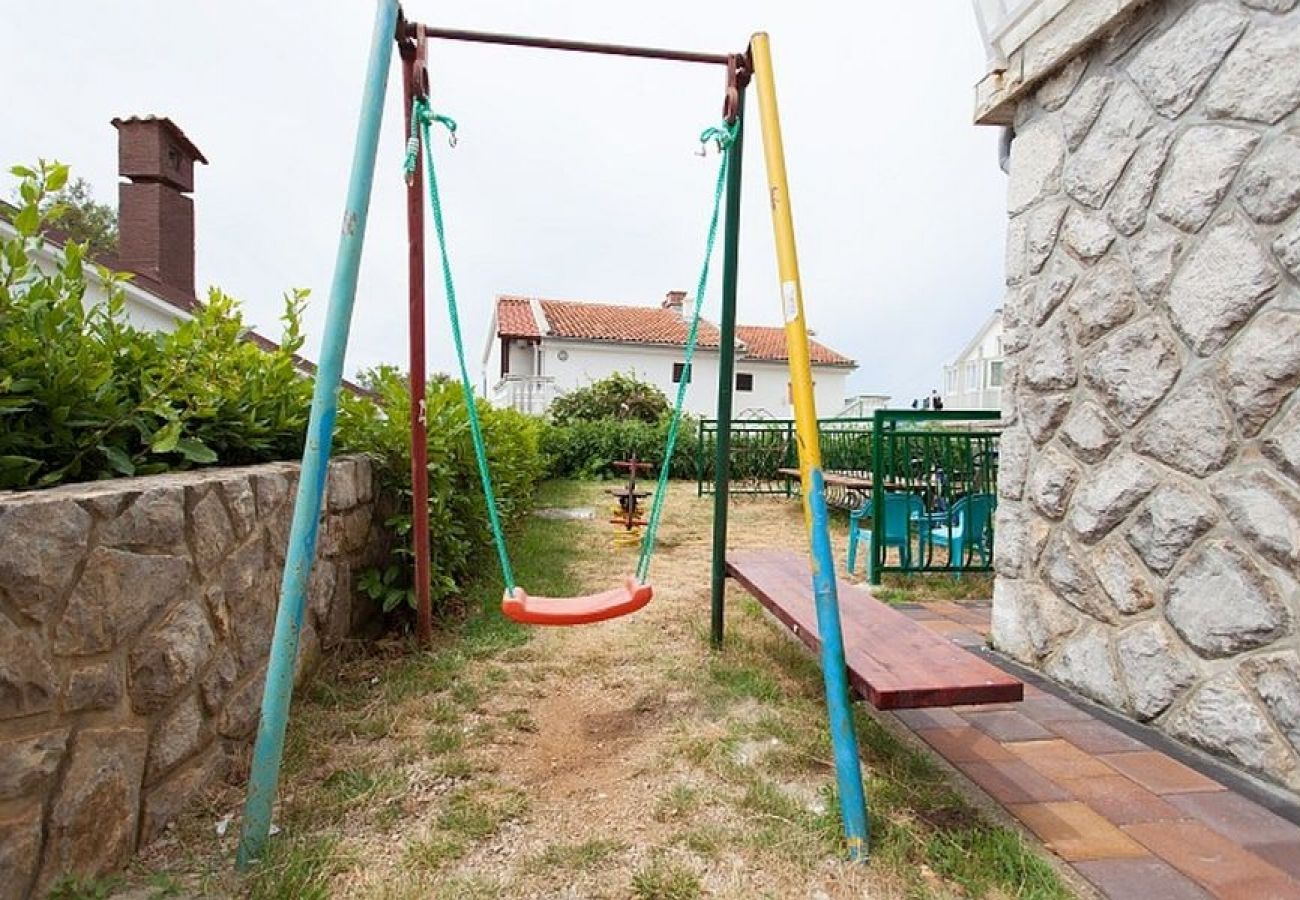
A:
5 1 1007 406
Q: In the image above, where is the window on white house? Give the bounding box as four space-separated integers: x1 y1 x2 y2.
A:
672 362 691 384
945 368 957 393
988 360 1004 387
736 373 754 392
965 360 979 390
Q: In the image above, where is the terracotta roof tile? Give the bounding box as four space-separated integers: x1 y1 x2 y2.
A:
492 295 854 367
735 324 856 367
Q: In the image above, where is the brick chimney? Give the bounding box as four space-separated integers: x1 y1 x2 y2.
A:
662 290 687 315
112 116 208 298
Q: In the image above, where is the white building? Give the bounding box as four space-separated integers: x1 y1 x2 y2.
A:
482 291 857 418
941 309 1004 411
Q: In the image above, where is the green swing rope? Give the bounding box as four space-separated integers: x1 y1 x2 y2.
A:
408 95 735 594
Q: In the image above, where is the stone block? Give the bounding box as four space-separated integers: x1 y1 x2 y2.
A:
1241 0 1298 10
326 458 358 512
1026 200 1070 274
1167 674 1296 779
129 601 215 715
1274 215 1300 279
1027 445 1079 520
1031 255 1077 325
1069 452 1159 542
217 671 265 740
140 746 226 847
1059 400 1120 464
1022 392 1073 445
1168 213 1279 355
0 729 68 801
1064 82 1157 208
220 478 258 540
1116 621 1196 720
1212 467 1300 570
1006 214 1028 286
0 499 91 623
38 727 147 892
1022 320 1078 391
98 486 185 552
53 548 189 656
64 661 122 713
0 614 55 720
1090 541 1156 616
1126 226 1182 302
190 487 234 574
1125 483 1217 575
199 646 239 715
1061 207 1115 264
1133 378 1237 477
1068 255 1137 345
252 469 290 517
1062 75 1114 149
354 456 374 504
1165 538 1289 657
1040 531 1109 622
1108 133 1172 236
231 572 277 672
146 693 209 784
1262 402 1300 479
1238 132 1300 224
1126 2 1248 117
1155 125 1260 233
1243 652 1300 753
997 427 1031 500
1044 625 1128 711
1036 55 1087 111
992 578 1079 664
1218 308 1300 436
0 806 42 900
993 501 1030 577
1204 23 1300 123
1082 319 1181 426
1008 118 1066 215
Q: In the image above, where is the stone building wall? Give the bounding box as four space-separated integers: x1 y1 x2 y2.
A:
0 456 387 898
993 0 1300 794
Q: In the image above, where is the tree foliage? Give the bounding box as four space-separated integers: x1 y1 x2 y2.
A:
37 175 119 257
548 372 670 426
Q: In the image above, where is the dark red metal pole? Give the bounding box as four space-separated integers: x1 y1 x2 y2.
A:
402 36 433 644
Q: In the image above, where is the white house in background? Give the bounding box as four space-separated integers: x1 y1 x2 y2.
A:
941 309 1004 411
836 394 892 419
482 291 857 418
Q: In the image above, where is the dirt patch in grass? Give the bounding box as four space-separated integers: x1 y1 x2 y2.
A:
117 481 1069 899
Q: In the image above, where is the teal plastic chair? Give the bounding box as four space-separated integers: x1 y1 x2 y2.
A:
925 493 995 574
847 492 925 579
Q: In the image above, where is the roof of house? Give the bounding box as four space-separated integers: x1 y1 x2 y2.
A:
110 115 209 164
494 295 855 368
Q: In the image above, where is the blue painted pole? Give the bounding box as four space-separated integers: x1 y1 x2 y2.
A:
235 0 398 869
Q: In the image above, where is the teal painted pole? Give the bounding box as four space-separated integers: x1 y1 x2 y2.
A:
709 91 745 649
235 0 398 869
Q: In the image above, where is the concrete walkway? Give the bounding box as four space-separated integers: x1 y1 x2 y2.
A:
887 600 1300 900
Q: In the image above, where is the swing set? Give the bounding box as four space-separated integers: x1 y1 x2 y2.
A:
237 0 872 867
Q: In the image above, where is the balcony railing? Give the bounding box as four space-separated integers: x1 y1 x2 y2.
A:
492 375 556 416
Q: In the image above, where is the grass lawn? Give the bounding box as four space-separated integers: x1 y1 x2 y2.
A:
107 480 1071 899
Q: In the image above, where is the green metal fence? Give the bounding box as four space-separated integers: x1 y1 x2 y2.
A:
868 409 1001 582
696 417 874 496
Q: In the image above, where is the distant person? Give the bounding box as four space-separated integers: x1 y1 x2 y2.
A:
931 390 944 411
910 398 919 409
922 396 931 410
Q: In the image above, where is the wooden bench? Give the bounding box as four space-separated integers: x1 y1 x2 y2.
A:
726 550 1021 709
776 467 877 510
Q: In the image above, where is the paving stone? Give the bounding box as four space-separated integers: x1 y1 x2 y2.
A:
1009 738 1118 781
1046 718 1149 755
964 710 1054 743
1017 695 1096 723
1204 23 1300 124
960 760 1072 804
1009 800 1149 860
1166 791 1300 847
1073 857 1213 900
891 707 965 730
1123 820 1300 899
917 727 1016 764
1059 774 1187 826
1101 751 1225 795
1127 2 1249 117
1155 125 1260 233
1253 840 1300 882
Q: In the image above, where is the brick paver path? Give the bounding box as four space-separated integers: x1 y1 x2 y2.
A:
887 601 1300 900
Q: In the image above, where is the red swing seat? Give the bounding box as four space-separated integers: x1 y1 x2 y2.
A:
502 578 653 626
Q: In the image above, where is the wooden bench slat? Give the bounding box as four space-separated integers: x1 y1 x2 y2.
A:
725 550 1022 710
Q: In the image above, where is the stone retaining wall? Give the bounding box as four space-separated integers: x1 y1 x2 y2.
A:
993 0 1300 794
0 456 387 898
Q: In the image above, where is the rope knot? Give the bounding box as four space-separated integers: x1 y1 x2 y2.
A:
698 120 739 155
404 98 459 184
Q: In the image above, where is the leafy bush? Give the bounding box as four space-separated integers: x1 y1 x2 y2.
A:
337 366 544 614
0 161 312 488
548 372 670 426
540 414 698 480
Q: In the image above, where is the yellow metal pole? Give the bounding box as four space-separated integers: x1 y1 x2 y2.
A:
750 31 870 859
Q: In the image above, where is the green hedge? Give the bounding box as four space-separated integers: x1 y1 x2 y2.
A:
540 415 699 480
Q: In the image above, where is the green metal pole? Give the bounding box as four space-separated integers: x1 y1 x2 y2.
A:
870 409 884 585
709 89 746 649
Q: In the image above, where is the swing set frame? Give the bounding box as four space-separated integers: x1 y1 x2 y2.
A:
237 0 871 867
